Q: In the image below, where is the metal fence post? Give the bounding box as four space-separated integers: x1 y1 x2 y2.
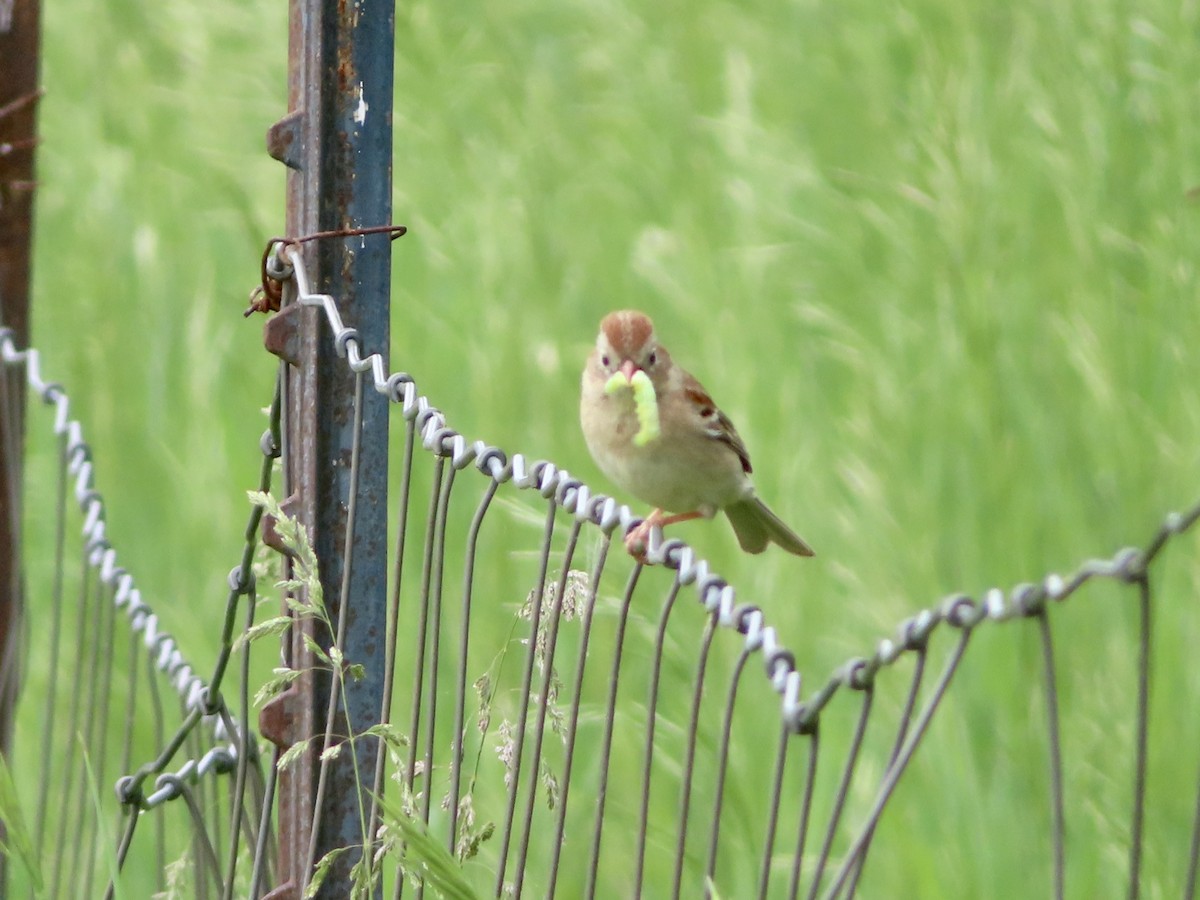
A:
260 0 394 896
0 3 42 892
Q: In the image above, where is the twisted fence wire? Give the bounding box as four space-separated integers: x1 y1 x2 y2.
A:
0 328 279 898
265 241 1200 898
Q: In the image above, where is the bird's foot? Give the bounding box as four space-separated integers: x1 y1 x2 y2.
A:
624 519 654 564
623 509 707 564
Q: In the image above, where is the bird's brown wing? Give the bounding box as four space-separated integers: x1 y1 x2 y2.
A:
684 385 754 475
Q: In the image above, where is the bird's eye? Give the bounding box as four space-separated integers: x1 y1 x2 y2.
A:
601 354 611 368
647 351 657 367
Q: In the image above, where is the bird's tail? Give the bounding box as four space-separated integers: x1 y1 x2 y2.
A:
725 497 815 557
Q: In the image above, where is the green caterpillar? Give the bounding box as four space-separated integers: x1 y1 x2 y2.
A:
604 369 661 447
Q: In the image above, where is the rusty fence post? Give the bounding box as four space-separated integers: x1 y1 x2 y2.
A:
0 2 41 893
259 0 395 897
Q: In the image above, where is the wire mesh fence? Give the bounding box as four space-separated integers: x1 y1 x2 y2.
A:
251 245 1200 899
0 328 279 899
7 230 1198 897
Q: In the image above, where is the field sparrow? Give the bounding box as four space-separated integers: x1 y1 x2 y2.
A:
581 310 814 558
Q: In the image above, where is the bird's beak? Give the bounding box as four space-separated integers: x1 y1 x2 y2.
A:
619 359 638 383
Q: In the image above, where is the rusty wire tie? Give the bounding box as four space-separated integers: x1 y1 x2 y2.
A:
244 223 408 317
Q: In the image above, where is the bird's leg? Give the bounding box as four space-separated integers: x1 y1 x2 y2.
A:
655 511 705 528
624 509 705 562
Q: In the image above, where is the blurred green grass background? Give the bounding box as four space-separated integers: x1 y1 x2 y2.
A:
11 0 1200 895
